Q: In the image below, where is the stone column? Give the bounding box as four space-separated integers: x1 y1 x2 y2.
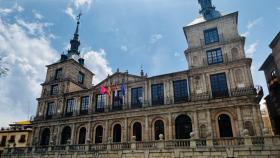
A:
252 104 261 136
193 111 199 138
71 124 75 144
144 81 148 107
56 125 62 145
144 115 149 141
207 109 213 137
86 122 91 144
105 120 109 142
168 113 172 140
88 95 93 114
124 118 128 142
237 106 243 136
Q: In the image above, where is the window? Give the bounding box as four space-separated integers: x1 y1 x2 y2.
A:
60 126 71 145
207 48 223 65
173 80 188 103
0 136 7 146
151 84 164 106
46 102 54 119
175 115 192 139
131 87 143 108
80 96 89 115
204 28 219 45
19 135 26 143
9 135 15 143
40 128 50 146
95 126 103 144
78 71 85 84
78 127 86 144
210 73 229 98
51 84 59 95
218 114 233 138
96 94 106 112
112 91 123 111
154 120 164 140
66 99 75 116
54 68 62 80
133 122 142 141
113 124 122 143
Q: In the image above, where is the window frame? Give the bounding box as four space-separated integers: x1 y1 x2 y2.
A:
204 27 219 45
151 83 164 106
96 94 106 113
173 80 188 103
210 73 229 98
131 87 143 108
80 96 89 115
65 99 75 117
112 90 123 111
78 71 85 84
207 48 223 65
50 84 59 95
46 102 54 119
54 68 62 80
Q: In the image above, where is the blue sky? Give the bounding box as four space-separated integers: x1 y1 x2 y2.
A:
0 0 279 127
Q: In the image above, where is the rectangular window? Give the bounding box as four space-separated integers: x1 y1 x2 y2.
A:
96 94 106 112
51 84 59 95
207 48 223 65
18 135 26 143
78 71 85 84
210 73 229 98
54 68 62 80
66 99 75 116
9 135 15 143
0 136 7 146
131 87 143 108
112 91 123 111
173 80 188 103
80 96 89 115
46 102 54 119
151 84 164 106
204 28 219 45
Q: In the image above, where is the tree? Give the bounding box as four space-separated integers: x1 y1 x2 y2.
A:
0 57 9 77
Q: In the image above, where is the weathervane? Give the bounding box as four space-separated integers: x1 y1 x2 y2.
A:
77 12 82 22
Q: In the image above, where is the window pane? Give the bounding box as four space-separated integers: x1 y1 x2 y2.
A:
96 94 106 112
113 91 123 110
207 48 223 65
131 87 143 108
173 80 188 103
46 102 54 119
80 96 89 114
204 28 219 45
66 99 75 116
78 72 84 84
210 73 229 98
151 84 164 106
54 68 62 80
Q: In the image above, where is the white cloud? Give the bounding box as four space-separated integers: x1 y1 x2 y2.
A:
64 0 92 20
65 7 76 20
174 52 180 57
0 17 58 127
150 34 163 44
245 42 258 58
241 31 250 37
247 17 263 29
83 49 113 85
32 10 44 20
0 3 23 15
16 19 53 35
120 45 128 52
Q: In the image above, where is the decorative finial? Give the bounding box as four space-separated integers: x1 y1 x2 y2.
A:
140 65 144 77
68 12 82 57
198 0 221 20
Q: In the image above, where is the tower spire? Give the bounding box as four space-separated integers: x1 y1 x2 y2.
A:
68 12 82 57
198 0 221 20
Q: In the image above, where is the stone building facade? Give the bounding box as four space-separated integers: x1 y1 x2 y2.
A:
4 1 280 158
260 31 280 135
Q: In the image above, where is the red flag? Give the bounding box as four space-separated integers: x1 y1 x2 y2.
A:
100 85 107 94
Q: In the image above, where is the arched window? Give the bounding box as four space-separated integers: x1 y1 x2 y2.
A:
40 128 50 146
218 114 233 138
60 126 71 145
244 121 255 136
133 122 142 141
175 115 192 139
78 127 86 144
231 47 239 60
199 124 207 138
154 120 164 140
113 124 122 143
95 126 103 144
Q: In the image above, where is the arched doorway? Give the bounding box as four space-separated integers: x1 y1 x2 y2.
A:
78 127 86 144
40 128 50 146
218 114 233 137
113 124 121 143
60 126 72 145
95 126 103 144
133 122 142 141
154 120 164 140
175 115 192 139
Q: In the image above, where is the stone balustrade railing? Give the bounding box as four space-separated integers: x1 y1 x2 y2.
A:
3 136 280 156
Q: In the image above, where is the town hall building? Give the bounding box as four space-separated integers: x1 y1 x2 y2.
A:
2 0 280 157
